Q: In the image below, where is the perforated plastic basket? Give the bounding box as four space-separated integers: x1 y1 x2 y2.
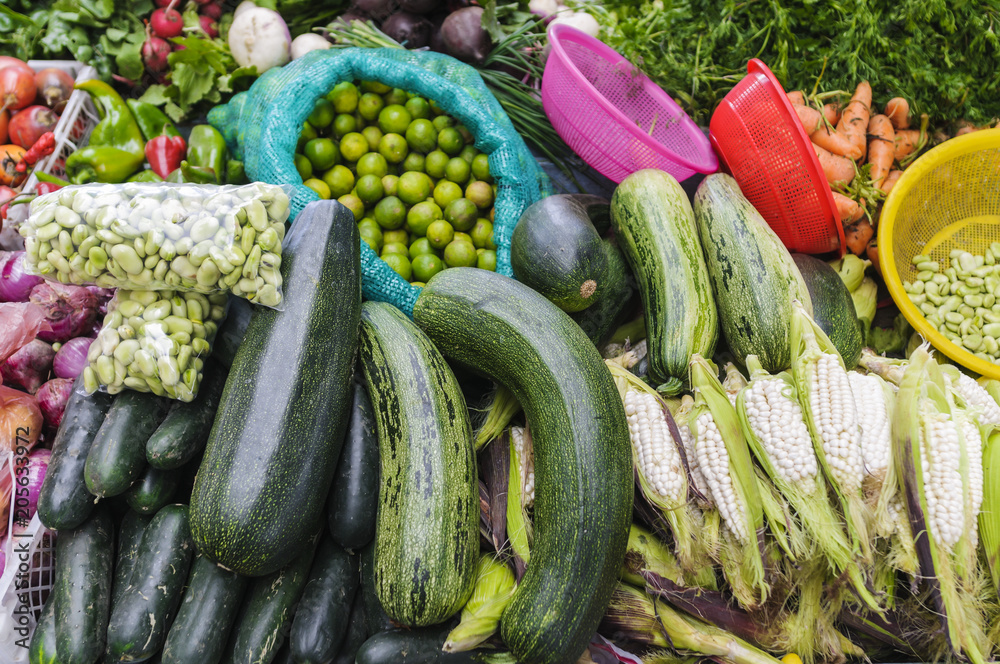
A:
709 59 844 256
541 23 717 184
880 129 1000 379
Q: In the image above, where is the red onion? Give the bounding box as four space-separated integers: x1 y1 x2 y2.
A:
0 449 50 540
29 282 97 344
0 251 43 302
36 378 72 429
53 337 92 379
85 286 116 316
1 339 54 393
0 302 49 362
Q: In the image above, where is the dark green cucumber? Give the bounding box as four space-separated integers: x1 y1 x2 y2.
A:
29 584 59 664
360 539 395 636
569 238 638 348
161 554 248 664
223 540 318 664
37 378 114 531
125 465 181 515
333 593 370 664
355 628 488 664
792 254 864 368
413 268 633 664
290 536 360 664
112 510 152 609
212 296 252 368
327 380 379 551
85 391 171 499
511 194 611 312
106 504 195 662
146 363 227 469
191 200 361 577
359 301 479 627
52 507 114 664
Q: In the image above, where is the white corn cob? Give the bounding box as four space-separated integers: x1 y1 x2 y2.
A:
847 372 892 479
743 377 818 491
809 354 865 492
676 396 713 506
511 426 535 507
961 416 984 549
623 391 686 504
920 407 966 550
695 412 748 544
953 372 1000 427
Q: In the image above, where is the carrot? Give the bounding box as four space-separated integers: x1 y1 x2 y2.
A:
845 219 874 256
956 123 979 136
884 97 910 129
822 103 841 125
894 129 920 161
837 81 872 161
792 104 823 133
867 241 881 277
787 91 806 106
811 125 863 161
814 144 856 185
866 114 896 192
832 191 864 223
882 169 903 195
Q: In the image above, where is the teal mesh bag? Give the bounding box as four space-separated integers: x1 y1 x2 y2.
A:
209 47 550 316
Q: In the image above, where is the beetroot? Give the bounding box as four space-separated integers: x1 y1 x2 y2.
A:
382 12 434 49
36 378 72 430
199 15 219 38
399 0 440 13
150 1 184 39
440 6 491 64
28 282 97 344
34 68 75 113
0 339 54 393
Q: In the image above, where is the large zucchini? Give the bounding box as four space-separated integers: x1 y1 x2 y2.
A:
190 200 361 577
610 169 718 394
693 173 812 372
413 268 633 664
792 254 863 368
359 301 479 627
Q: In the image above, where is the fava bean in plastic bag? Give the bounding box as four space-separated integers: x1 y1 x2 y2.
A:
82 289 228 402
19 182 290 308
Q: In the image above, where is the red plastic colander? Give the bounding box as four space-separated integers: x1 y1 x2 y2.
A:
541 23 718 184
709 59 844 256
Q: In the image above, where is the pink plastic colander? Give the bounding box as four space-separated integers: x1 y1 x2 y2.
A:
541 23 718 184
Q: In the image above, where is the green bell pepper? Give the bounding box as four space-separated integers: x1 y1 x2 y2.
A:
126 99 181 141
186 125 227 184
127 169 165 183
65 147 145 184
75 80 145 160
226 159 246 184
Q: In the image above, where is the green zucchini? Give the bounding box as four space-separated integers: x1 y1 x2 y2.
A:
52 507 114 664
511 194 611 313
146 363 227 470
222 540 318 664
28 578 59 664
327 380 379 551
84 391 171 499
112 510 152 609
106 504 195 662
37 379 114 531
792 254 863 368
191 200 361 577
610 169 718 394
161 554 248 664
333 593 370 664
125 464 181 515
692 173 813 373
359 301 479 627
412 268 633 664
289 536 360 664
569 238 638 348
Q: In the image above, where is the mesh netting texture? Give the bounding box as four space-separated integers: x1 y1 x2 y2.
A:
209 48 550 316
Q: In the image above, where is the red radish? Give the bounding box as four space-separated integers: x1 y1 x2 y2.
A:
199 15 219 38
0 67 36 114
194 0 214 5
0 57 32 75
151 0 184 39
143 23 172 73
8 106 57 149
201 1 224 20
154 0 172 7
34 68 74 113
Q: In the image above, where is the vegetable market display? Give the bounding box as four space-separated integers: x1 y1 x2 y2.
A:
1 2 1000 664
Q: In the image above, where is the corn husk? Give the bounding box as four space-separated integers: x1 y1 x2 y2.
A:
474 385 521 450
506 427 532 578
980 430 1000 598
443 554 516 653
621 523 716 591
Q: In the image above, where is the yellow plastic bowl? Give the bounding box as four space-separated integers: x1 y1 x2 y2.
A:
879 128 1000 378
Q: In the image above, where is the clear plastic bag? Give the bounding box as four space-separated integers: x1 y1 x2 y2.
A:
19 182 290 308
83 289 228 402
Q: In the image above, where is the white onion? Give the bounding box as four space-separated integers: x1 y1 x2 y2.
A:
290 33 332 60
549 11 601 37
234 0 257 18
228 7 291 74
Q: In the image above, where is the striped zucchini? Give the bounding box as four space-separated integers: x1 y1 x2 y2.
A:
413 269 633 664
359 301 479 627
610 169 717 394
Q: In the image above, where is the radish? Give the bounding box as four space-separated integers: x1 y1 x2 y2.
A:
34 68 74 113
201 1 224 20
142 23 172 73
228 7 291 73
290 33 331 59
199 15 220 38
150 0 184 39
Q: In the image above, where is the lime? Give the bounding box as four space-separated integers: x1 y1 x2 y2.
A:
453 232 474 246
406 201 443 236
308 98 335 128
445 198 478 232
381 242 409 257
458 146 477 165
432 115 454 131
357 152 389 178
455 125 473 144
444 240 478 268
429 99 444 115
304 138 339 171
445 157 471 185
356 174 385 206
362 126 383 152
297 121 318 151
477 249 497 271
378 104 412 135
471 153 491 182
361 80 392 94
381 252 412 281
411 281 426 287
425 150 449 179
433 180 463 209
378 133 409 164
402 152 425 174
383 88 408 106
412 253 445 282
358 219 383 252
405 96 432 121
294 153 313 181
409 237 437 259
470 219 495 249
437 127 463 156
381 174 399 197
373 196 406 230
359 92 385 122
333 113 357 138
322 165 355 198
327 81 359 114
336 133 366 163
426 220 455 250
303 178 330 200
405 119 437 154
338 194 365 220
465 180 494 209
383 229 408 246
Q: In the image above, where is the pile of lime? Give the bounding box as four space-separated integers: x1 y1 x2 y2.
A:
297 80 498 286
